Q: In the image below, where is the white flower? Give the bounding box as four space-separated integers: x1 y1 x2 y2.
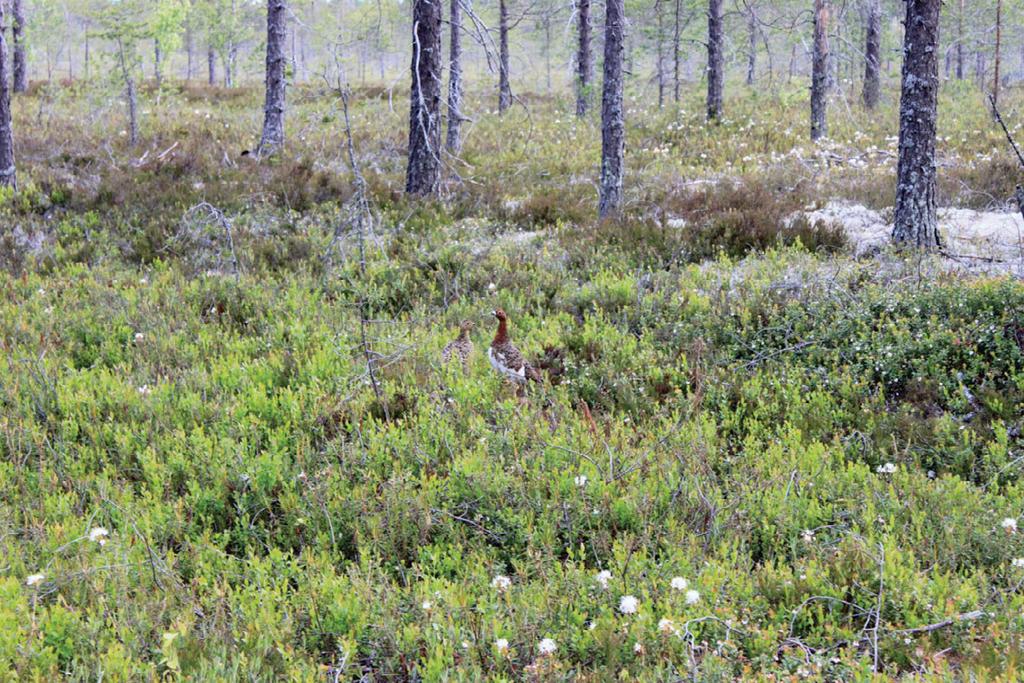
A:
26 573 44 586
801 529 815 543
139 277 148 285
685 589 700 605
421 600 433 611
137 385 152 396
134 333 145 343
670 576 689 591
619 595 639 615
876 462 897 474
658 618 677 635
487 282 497 291
1002 517 1018 533
633 641 644 654
491 575 512 592
537 638 557 656
1012 558 1024 568
495 638 509 654
574 475 588 487
88 527 109 545
461 640 470 649
595 570 612 589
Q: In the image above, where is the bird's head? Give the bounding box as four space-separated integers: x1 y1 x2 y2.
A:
492 308 508 322
459 319 475 333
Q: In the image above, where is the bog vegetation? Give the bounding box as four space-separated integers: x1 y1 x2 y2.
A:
2 80 1024 680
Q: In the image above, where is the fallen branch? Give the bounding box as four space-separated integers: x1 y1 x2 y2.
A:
893 610 986 636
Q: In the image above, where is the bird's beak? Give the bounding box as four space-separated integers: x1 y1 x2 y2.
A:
491 310 497 317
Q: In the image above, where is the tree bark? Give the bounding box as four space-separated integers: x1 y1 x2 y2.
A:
892 0 941 248
656 0 665 107
706 0 723 121
11 0 26 93
446 0 464 153
575 0 592 116
258 0 288 154
993 0 1002 111
498 0 511 113
405 0 443 195
0 0 16 189
746 5 756 86
810 0 829 141
117 40 139 146
955 0 964 80
208 47 216 85
186 17 195 81
672 0 681 101
154 38 163 88
598 0 624 218
863 0 880 109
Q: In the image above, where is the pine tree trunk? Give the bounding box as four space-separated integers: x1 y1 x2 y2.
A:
186 19 195 81
656 0 665 107
11 0 26 93
117 41 139 146
746 6 756 86
672 0 681 101
955 0 964 79
706 0 723 121
258 0 288 154
446 0 464 153
598 0 624 218
892 0 941 248
154 39 163 88
863 0 880 109
0 0 16 188
208 47 216 85
405 0 443 195
498 0 511 113
993 0 1002 111
575 0 592 116
810 0 829 141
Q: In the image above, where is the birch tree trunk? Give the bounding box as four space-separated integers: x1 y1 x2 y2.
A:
498 0 511 113
12 0 26 93
405 0 443 195
0 0 16 188
863 0 880 109
154 38 163 88
810 0 829 141
208 47 216 85
598 0 624 218
446 0 464 153
575 0 592 116
706 0 723 121
258 0 287 154
892 0 941 248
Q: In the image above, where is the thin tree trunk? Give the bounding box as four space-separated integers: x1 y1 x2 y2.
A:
498 0 511 113
746 5 756 86
0 0 16 189
892 0 941 248
993 0 1002 111
84 29 90 80
446 0 464 153
208 47 216 85
186 17 194 81
955 0 964 80
11 0 26 93
672 0 681 101
598 0 624 217
863 0 880 109
656 0 665 107
405 0 443 195
258 0 288 154
706 0 723 121
575 0 592 116
154 38 163 88
810 0 830 140
117 40 139 146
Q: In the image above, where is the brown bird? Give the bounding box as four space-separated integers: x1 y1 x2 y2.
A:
488 309 541 386
442 320 475 372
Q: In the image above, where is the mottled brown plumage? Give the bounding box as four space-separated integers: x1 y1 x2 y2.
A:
488 309 541 384
442 320 474 372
